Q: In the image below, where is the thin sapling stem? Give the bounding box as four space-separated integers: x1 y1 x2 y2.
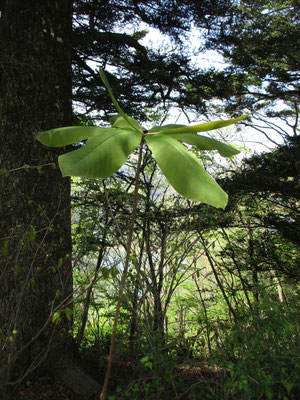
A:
99 138 145 400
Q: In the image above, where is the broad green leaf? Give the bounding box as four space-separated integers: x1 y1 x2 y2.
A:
165 133 239 157
145 134 228 208
59 128 142 178
110 114 142 131
99 69 142 132
148 124 186 132
149 115 247 135
37 126 115 147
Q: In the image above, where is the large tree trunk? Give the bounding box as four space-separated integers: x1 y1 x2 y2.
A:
0 1 100 398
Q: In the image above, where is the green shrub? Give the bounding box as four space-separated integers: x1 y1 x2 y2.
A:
212 298 300 399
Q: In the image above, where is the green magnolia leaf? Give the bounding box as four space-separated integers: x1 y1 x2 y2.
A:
164 133 239 157
145 134 228 209
148 124 186 132
149 115 247 135
37 126 115 147
59 128 142 178
110 114 142 131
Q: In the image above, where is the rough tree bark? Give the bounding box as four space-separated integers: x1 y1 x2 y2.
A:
0 1 100 398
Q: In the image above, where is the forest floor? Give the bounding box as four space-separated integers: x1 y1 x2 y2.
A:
15 377 83 400
14 359 224 400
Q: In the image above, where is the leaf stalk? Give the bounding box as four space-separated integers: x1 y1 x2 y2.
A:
99 138 145 400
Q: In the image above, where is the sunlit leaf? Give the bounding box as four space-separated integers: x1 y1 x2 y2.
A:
145 134 228 208
59 128 142 178
165 133 239 157
149 115 247 135
37 126 116 147
110 114 142 131
148 124 186 132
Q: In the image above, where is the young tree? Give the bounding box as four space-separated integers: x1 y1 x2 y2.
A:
198 0 300 111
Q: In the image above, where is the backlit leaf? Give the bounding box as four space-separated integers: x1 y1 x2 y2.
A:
145 134 228 209
37 126 115 147
110 114 142 131
148 124 186 132
149 115 247 135
165 133 239 157
59 128 142 178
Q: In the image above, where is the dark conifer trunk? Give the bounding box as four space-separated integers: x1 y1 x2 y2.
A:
0 1 100 398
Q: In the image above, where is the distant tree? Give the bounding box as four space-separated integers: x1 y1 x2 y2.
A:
221 141 300 281
199 0 300 112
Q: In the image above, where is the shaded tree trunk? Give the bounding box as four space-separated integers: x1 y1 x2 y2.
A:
0 1 100 398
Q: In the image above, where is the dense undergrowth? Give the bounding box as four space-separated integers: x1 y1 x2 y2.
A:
74 282 300 399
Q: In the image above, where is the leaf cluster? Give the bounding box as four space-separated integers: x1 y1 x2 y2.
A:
38 70 245 209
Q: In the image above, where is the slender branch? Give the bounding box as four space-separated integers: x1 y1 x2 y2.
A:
198 232 237 323
100 138 145 400
76 231 107 347
73 31 147 55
